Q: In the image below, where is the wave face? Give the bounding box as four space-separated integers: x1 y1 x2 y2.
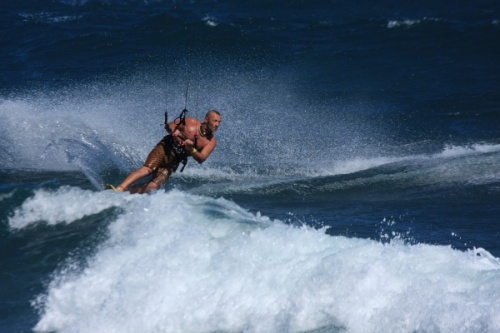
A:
6 189 499 333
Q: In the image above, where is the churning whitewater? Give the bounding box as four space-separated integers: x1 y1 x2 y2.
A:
7 189 500 333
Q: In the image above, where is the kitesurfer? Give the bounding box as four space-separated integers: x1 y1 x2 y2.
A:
111 109 221 194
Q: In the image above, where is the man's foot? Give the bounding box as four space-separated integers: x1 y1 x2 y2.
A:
105 184 125 192
105 184 117 191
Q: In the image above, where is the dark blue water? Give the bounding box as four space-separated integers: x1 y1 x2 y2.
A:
1 1 500 332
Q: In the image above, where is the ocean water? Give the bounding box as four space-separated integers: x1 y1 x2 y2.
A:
1 1 500 332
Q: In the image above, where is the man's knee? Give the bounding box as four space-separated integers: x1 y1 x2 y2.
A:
147 182 159 191
137 166 153 176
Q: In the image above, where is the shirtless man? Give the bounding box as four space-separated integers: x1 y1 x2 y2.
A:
113 109 221 194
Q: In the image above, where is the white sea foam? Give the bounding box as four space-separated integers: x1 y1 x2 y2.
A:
26 188 500 333
0 191 15 202
387 19 421 28
331 143 500 178
387 17 440 29
18 12 82 23
8 187 138 229
203 15 219 27
439 143 500 158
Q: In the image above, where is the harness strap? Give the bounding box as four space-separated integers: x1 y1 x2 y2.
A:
163 108 190 172
163 135 189 172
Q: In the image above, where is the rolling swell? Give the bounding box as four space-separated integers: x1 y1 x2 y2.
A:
5 188 498 333
200 145 500 203
4 149 498 332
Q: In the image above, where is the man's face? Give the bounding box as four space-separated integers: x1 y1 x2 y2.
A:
206 113 221 132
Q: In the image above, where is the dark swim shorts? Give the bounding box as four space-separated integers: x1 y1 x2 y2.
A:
144 137 184 187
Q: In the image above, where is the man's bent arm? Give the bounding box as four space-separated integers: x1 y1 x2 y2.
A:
190 139 217 164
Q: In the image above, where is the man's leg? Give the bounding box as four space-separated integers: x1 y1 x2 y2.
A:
128 180 159 194
116 166 153 192
126 167 171 194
